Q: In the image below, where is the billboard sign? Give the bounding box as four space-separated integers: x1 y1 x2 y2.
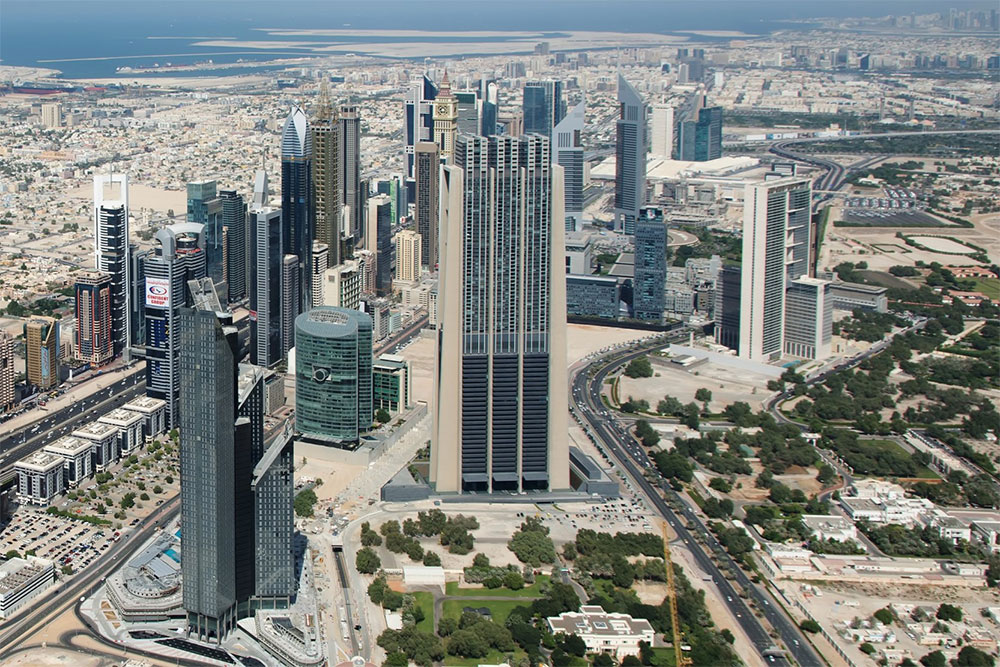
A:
145 277 170 309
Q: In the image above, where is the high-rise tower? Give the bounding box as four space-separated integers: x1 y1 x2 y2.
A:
249 174 283 369
633 208 668 323
432 72 459 162
432 134 569 494
522 80 565 139
553 100 585 232
404 75 438 180
339 105 362 245
94 173 130 358
281 106 313 315
219 189 247 303
74 272 114 367
366 194 393 296
187 180 225 288
311 82 342 266
678 106 723 162
0 333 13 412
613 76 647 235
414 142 440 269
650 103 675 159
24 317 60 391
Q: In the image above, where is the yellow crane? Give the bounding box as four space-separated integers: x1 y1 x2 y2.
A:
661 520 692 667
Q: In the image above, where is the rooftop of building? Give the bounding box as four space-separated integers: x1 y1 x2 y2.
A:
72 421 118 439
547 605 654 637
99 407 144 425
0 557 52 595
43 435 92 456
296 306 371 338
123 396 167 412
15 450 63 472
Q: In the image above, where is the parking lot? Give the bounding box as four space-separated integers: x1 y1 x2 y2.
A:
2 507 119 574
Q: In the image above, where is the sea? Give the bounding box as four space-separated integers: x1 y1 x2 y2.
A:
0 0 996 79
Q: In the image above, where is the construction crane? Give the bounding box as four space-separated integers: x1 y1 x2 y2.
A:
661 520 692 667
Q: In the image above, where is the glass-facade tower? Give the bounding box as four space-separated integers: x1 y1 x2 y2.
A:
613 75 647 235
633 208 668 322
281 107 313 315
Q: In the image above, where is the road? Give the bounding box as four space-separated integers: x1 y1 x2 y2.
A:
572 339 822 666
0 371 146 483
0 495 181 658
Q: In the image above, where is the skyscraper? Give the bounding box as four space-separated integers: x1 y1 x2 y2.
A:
249 188 283 369
294 307 373 446
74 272 114 367
784 277 832 360
339 105 362 245
739 177 812 362
94 173 130 358
281 255 299 357
678 106 723 162
129 244 149 348
187 180 225 287
0 333 13 412
366 194 393 296
432 72 458 162
395 230 422 284
414 142 440 269
714 265 742 352
144 224 207 427
179 280 294 641
220 189 247 303
633 208 667 323
281 106 313 315
432 134 569 494
311 242 328 307
522 80 565 139
479 79 499 136
454 90 479 135
311 82 341 266
553 100 585 232
403 75 438 180
323 261 362 312
613 75 647 235
650 103 674 159
24 317 60 391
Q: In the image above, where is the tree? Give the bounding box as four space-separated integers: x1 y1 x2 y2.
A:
634 420 660 448
423 551 441 567
508 517 556 567
447 629 490 658
557 633 587 657
799 619 821 633
708 477 732 493
503 570 525 590
920 651 947 667
376 408 391 424
4 550 20 560
859 642 875 655
953 646 994 666
873 607 894 625
384 652 409 666
695 387 713 412
936 603 963 622
593 653 615 667
355 547 381 574
294 488 318 517
624 357 653 378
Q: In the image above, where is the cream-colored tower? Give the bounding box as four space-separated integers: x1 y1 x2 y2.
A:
432 72 458 162
394 229 422 284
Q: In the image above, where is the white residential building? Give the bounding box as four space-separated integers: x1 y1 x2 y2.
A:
0 557 55 619
122 396 167 443
72 421 120 471
43 436 93 487
14 451 64 505
547 606 655 659
98 407 145 456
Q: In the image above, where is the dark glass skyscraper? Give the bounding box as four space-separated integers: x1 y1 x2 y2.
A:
633 208 667 323
522 80 565 139
366 194 393 296
404 74 438 180
613 75 647 235
187 180 225 288
281 107 312 314
432 134 569 494
679 106 723 162
339 105 362 246
414 142 439 269
94 174 130 358
219 189 247 303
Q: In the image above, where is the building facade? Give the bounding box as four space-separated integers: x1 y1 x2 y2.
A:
311 243 328 308
74 272 114 366
249 198 283 369
633 208 668 323
394 230 422 284
432 134 570 494
553 100 585 232
366 194 393 296
613 75 647 235
220 189 247 303
294 308 373 445
281 107 313 316
15 451 63 505
522 80 565 139
714 264 742 352
322 261 361 312
187 180 225 287
24 317 59 391
339 105 362 246
311 83 341 266
432 73 458 162
373 354 410 414
414 142 440 269
567 275 620 320
679 106 723 162
784 277 833 359
650 103 674 159
93 173 130 358
0 333 13 411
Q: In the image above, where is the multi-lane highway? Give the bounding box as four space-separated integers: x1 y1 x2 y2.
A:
0 369 145 482
571 339 822 666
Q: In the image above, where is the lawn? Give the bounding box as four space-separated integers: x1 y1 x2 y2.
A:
440 649 532 666
441 598 530 625
445 574 550 598
412 591 434 634
971 277 1000 301
860 438 938 479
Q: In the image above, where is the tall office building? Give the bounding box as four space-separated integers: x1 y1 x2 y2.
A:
187 180 225 287
784 277 832 360
403 75 438 180
432 134 569 494
0 333 13 412
74 272 114 367
366 194 393 296
339 105 362 245
455 90 479 135
129 244 150 349
179 281 294 641
41 102 62 129
678 106 723 162
93 173 130 358
322 261 362 312
714 265 742 352
414 142 440 269
633 208 667 323
355 250 376 296
249 189 283 369
522 80 565 139
294 307 373 446
613 75 647 235
650 103 674 159
739 177 812 362
311 243 328 307
281 255 299 357
432 72 459 162
144 224 207 427
479 79 499 136
395 230 421 284
24 317 60 391
280 106 313 315
311 82 341 266
553 100 585 232
219 189 247 303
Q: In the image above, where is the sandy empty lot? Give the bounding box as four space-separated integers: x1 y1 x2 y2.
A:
618 359 771 413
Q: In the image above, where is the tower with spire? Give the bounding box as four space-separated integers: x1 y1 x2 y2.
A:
433 71 459 162
311 80 342 265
